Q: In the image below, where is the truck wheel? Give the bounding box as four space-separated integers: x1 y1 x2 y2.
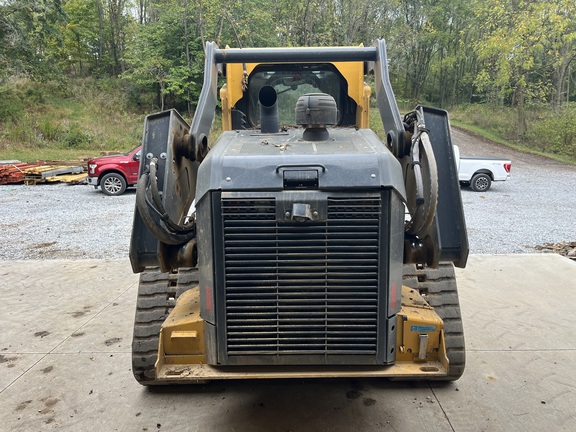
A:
470 173 491 192
101 172 127 196
403 263 465 381
132 267 198 385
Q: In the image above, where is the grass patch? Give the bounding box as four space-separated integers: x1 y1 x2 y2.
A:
1 147 102 163
450 120 512 147
0 77 145 162
451 120 576 165
369 108 386 141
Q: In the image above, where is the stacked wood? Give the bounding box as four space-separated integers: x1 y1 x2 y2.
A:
44 173 88 184
0 162 38 184
23 165 85 185
0 161 86 185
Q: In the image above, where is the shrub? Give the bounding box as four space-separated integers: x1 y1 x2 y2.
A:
0 90 25 122
526 105 576 158
38 119 61 141
59 123 94 148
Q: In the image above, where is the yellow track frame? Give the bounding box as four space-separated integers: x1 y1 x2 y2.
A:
153 286 450 383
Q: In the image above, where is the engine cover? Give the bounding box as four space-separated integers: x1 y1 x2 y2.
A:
195 128 407 366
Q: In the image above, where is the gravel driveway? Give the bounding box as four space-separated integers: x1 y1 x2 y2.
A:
1 128 575 260
452 128 576 254
0 184 136 260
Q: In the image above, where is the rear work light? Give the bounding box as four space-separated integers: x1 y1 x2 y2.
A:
504 163 511 173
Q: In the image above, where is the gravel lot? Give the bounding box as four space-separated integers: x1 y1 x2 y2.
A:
1 128 575 260
452 128 576 254
0 183 136 260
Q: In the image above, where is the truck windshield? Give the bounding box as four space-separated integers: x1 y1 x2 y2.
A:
247 65 346 127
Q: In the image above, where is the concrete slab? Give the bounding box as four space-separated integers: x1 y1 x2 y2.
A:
0 353 44 392
53 286 136 354
1 353 452 432
1 254 575 431
432 351 576 432
455 254 576 351
0 259 138 353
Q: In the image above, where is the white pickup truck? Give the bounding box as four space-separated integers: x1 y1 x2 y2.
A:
454 145 511 192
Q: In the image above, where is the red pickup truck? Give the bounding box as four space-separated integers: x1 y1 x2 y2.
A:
86 146 141 195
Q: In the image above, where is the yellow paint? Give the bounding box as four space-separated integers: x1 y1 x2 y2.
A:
396 286 444 362
220 85 231 131
155 361 447 382
157 287 206 371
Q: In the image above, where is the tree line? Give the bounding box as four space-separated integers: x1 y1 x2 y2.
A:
1 0 575 133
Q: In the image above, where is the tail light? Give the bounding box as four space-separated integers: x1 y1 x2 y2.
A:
504 163 511 173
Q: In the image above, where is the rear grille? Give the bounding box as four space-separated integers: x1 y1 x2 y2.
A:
221 195 382 358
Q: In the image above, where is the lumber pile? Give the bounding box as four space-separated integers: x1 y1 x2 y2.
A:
44 172 88 184
0 161 86 185
22 165 85 185
0 162 38 185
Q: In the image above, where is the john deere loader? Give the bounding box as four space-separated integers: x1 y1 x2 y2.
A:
129 40 468 384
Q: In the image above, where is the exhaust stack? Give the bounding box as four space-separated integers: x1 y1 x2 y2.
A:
259 85 279 133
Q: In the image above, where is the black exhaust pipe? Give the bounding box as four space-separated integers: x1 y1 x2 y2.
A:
259 85 279 133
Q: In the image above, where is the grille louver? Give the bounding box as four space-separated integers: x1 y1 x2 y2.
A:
221 195 382 358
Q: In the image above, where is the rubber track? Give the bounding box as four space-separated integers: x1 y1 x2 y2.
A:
403 263 466 380
131 267 198 385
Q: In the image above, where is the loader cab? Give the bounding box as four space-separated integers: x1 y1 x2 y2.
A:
221 59 371 131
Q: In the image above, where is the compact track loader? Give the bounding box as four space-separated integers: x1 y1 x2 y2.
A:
129 40 468 385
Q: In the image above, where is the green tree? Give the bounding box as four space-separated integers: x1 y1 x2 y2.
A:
62 0 133 77
107 0 129 75
123 1 204 111
331 0 395 46
542 0 576 110
275 0 337 46
0 0 67 80
62 0 102 75
386 0 447 102
473 0 549 136
210 0 281 47
425 0 476 107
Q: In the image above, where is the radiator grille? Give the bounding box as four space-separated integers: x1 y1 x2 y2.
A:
221 195 382 357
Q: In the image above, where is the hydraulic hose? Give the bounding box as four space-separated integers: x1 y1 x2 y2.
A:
135 172 196 245
146 160 192 234
404 107 439 237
